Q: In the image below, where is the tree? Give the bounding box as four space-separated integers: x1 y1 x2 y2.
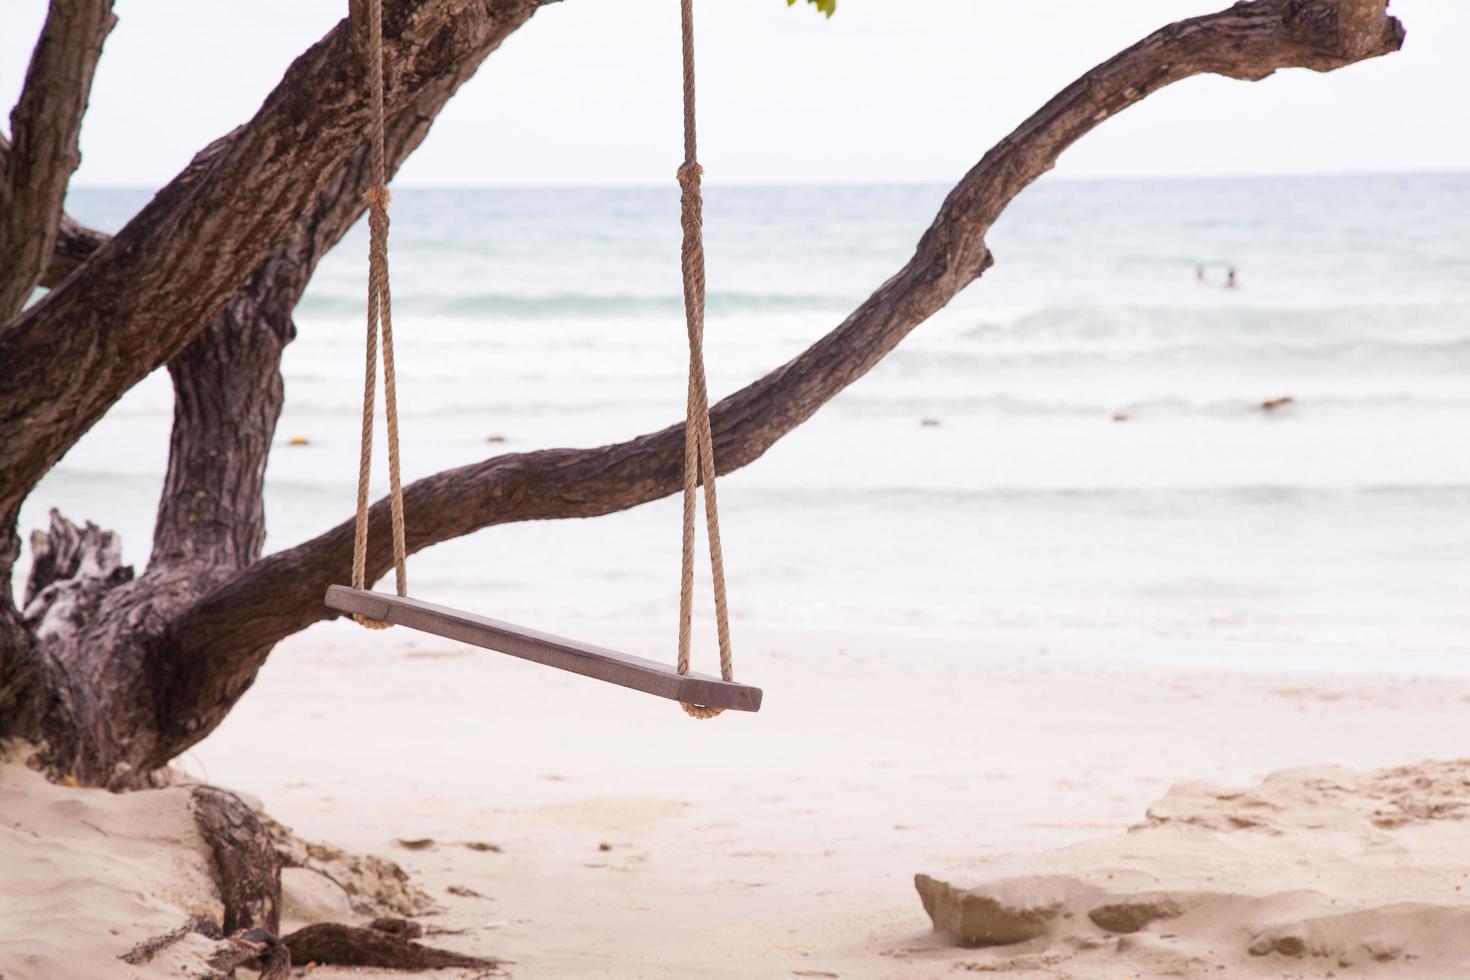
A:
0 0 1404 791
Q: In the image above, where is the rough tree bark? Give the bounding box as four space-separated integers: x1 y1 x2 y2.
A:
284 922 496 971
21 509 133 641
115 787 490 973
191 786 284 935
0 0 1403 788
0 0 116 322
0 0 117 749
37 213 108 287
0 0 554 786
0 0 554 593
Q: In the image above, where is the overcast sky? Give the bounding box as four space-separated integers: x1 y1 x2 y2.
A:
2 0 1466 188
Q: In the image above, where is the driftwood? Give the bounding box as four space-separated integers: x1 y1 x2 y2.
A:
284 921 498 971
206 928 291 980
118 916 222 966
202 919 497 976
145 791 498 974
21 509 133 643
191 786 283 935
121 915 495 975
0 0 1405 786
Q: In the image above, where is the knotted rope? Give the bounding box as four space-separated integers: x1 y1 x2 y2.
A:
350 0 408 629
674 0 736 719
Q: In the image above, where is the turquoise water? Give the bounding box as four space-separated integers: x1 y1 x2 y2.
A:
22 174 1470 672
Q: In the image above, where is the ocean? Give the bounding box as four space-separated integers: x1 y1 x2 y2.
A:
20 173 1470 673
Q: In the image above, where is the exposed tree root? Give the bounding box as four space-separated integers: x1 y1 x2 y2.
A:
284 921 499 971
191 785 282 934
183 785 498 974
119 915 221 965
123 916 497 976
207 928 291 979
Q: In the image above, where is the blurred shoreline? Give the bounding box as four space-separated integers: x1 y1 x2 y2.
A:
16 173 1470 673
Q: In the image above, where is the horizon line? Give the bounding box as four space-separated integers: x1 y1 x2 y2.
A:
67 167 1469 194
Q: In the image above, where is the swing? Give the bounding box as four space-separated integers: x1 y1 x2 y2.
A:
324 0 761 717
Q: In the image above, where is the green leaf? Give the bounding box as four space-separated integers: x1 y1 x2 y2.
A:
786 0 836 17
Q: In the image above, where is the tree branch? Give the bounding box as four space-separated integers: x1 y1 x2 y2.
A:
150 66 489 573
0 0 117 321
151 293 289 571
0 0 554 562
7 39 481 574
0 596 35 741
5 3 553 783
149 0 1402 767
39 214 109 288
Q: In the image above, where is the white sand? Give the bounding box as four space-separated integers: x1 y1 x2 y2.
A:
0 749 222 979
4 622 1467 977
916 759 1470 974
194 622 1470 977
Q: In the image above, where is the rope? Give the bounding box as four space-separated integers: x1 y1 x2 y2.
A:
350 0 408 629
674 0 735 719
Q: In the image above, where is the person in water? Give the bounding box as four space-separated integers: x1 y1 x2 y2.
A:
1225 267 1238 289
1196 264 1206 281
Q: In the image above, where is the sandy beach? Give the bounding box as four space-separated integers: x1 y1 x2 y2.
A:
1 0 1463 976
7 620 1462 978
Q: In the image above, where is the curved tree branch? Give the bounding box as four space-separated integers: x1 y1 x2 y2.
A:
6 10 556 780
5 45 491 575
0 0 555 557
0 10 117 716
150 0 1403 766
150 66 489 574
0 0 116 322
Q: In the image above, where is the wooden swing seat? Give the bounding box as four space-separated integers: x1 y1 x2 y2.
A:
325 586 762 712
336 0 756 719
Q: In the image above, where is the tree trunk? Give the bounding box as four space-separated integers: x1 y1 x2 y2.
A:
0 0 1405 786
0 2 552 784
0 0 552 571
